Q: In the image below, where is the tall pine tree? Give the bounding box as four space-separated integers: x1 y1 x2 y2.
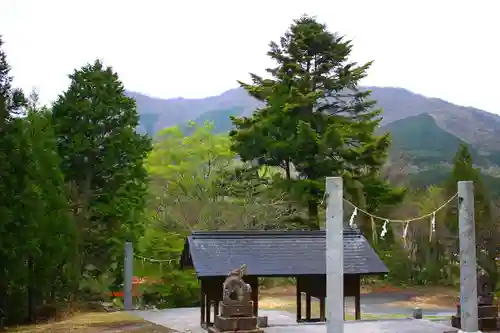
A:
0 36 26 121
230 15 403 230
0 38 75 324
51 60 152 272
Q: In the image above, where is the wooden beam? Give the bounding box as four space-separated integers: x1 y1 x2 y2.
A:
320 297 326 321
355 296 361 320
296 277 302 322
205 297 211 327
200 280 205 326
305 293 311 321
251 276 259 317
354 275 361 320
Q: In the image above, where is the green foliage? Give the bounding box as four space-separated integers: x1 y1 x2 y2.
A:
79 263 118 302
51 59 152 272
230 15 404 230
409 166 500 198
443 144 499 286
147 122 236 231
379 186 457 285
139 270 200 309
0 35 26 120
0 93 78 324
134 215 199 309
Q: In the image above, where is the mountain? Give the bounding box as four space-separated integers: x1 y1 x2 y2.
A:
366 87 500 152
380 113 485 167
179 107 244 135
128 89 260 135
128 86 500 196
128 86 500 153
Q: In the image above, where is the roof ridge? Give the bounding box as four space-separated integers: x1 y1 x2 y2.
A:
190 228 361 239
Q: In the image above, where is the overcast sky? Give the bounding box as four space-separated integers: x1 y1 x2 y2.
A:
1 0 498 113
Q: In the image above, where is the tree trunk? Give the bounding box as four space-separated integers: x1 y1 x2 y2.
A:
308 199 319 230
27 256 34 323
285 160 293 215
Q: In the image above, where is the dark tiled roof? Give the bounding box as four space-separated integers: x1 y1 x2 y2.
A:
182 229 388 277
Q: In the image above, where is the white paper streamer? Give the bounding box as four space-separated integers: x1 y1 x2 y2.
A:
429 212 436 241
403 222 410 239
349 207 358 228
380 219 389 239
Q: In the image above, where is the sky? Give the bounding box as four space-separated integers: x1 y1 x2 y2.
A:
1 0 499 113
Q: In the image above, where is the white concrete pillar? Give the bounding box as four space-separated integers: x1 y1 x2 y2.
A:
458 181 481 333
326 177 344 333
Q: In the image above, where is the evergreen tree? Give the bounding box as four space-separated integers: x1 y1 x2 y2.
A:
445 144 497 285
51 60 152 272
0 36 27 324
0 36 26 121
0 40 75 323
230 15 404 230
18 106 77 323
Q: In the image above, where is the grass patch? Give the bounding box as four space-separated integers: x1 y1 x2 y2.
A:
5 312 175 333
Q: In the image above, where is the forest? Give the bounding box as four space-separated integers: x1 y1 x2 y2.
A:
1 15 499 327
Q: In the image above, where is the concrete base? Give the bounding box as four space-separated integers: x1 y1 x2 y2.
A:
208 328 263 333
257 316 268 327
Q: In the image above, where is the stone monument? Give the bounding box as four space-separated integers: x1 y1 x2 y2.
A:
208 264 263 333
452 268 500 331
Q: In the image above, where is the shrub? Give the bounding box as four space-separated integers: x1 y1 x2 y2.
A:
140 269 200 309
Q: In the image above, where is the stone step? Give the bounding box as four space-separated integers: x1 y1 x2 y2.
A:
214 315 258 331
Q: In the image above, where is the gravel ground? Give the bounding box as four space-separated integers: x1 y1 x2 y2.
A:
133 308 457 333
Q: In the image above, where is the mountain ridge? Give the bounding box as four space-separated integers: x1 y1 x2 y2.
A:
128 86 500 196
127 86 500 152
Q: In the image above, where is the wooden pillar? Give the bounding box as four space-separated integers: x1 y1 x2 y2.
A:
320 297 326 321
205 296 211 326
305 293 312 321
354 275 361 320
200 279 206 326
251 276 259 317
354 295 361 320
296 277 302 322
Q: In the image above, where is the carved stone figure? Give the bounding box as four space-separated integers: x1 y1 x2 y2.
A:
209 264 262 333
222 264 252 302
477 268 494 306
452 266 499 331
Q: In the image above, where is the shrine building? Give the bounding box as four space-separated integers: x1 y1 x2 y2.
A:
179 229 388 329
